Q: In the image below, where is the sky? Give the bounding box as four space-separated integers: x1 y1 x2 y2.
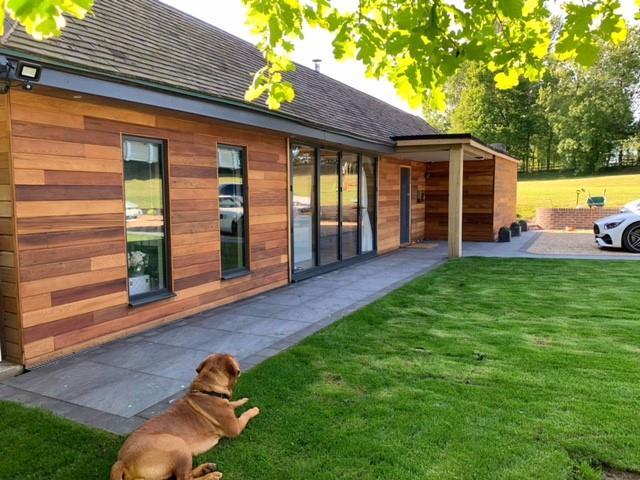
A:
159 0 638 117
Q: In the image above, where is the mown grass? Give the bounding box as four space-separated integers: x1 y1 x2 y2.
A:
2 258 640 479
517 173 640 219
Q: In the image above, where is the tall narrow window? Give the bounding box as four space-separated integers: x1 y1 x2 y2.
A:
218 145 248 277
123 137 169 302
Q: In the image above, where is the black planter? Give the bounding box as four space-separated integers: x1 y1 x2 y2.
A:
510 223 521 237
518 220 528 232
498 229 511 242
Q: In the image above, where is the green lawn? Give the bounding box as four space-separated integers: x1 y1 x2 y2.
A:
518 173 640 220
2 258 640 479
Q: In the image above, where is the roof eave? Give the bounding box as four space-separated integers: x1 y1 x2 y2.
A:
0 47 398 152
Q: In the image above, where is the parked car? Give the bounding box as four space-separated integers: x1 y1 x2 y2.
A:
594 211 640 253
219 183 244 199
219 195 244 234
126 201 143 220
620 199 640 214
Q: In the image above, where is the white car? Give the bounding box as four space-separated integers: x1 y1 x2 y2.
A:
620 199 640 214
125 201 143 220
594 212 640 253
219 195 244 234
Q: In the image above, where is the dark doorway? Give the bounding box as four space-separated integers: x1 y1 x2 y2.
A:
400 167 411 244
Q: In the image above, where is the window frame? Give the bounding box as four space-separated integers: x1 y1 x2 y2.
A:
217 144 250 280
122 135 173 307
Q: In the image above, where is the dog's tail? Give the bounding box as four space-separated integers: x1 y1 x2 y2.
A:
110 460 126 480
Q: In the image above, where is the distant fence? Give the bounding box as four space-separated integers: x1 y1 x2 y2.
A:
535 207 620 230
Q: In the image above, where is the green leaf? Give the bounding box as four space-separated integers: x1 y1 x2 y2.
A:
495 69 520 89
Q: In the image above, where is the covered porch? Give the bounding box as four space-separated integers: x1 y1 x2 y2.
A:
391 134 520 259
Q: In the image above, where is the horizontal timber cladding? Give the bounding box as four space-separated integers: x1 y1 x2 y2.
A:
424 159 497 242
377 157 427 253
0 95 22 364
493 157 518 234
9 88 289 366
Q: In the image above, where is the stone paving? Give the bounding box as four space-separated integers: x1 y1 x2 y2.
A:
0 247 447 434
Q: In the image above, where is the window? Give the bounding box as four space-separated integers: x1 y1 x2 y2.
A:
123 137 170 303
218 145 248 277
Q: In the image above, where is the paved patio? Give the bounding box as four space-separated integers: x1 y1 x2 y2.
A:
0 247 447 434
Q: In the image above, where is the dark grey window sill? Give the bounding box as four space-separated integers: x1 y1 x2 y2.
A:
221 269 250 281
129 290 176 308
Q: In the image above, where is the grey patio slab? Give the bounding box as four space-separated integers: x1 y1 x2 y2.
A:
1 247 448 433
90 340 189 370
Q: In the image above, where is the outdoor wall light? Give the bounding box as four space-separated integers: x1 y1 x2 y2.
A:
16 61 41 82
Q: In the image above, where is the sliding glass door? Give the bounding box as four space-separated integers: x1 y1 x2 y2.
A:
291 144 377 277
341 153 359 259
319 150 339 265
292 145 316 273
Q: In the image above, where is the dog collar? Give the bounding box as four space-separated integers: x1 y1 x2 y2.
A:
192 389 231 400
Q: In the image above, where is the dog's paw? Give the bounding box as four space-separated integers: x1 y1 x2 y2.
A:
202 472 223 480
201 463 218 474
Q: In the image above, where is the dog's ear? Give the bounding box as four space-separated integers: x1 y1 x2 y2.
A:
196 355 213 374
223 355 241 378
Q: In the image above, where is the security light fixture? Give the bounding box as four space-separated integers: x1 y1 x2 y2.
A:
16 61 41 82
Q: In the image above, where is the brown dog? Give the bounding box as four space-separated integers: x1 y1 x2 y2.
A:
110 353 260 480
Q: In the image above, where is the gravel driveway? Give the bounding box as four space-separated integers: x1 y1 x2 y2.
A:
527 231 635 257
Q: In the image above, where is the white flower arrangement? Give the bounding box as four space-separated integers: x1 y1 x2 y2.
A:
128 251 147 275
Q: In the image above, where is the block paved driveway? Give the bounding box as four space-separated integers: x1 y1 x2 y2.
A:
0 248 446 434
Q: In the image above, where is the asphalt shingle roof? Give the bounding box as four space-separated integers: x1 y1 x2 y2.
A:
2 0 437 145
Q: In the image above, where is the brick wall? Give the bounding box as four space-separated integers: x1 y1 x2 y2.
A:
535 208 620 230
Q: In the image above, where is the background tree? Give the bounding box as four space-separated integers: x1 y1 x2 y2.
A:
448 62 545 171
242 0 633 111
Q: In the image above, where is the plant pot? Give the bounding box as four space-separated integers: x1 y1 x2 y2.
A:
510 224 521 237
129 274 150 296
498 229 511 243
518 220 528 232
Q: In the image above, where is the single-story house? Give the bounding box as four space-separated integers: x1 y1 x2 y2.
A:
0 0 518 367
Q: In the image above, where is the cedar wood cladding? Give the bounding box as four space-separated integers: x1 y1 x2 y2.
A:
377 157 427 253
0 95 21 364
424 159 514 242
10 89 289 366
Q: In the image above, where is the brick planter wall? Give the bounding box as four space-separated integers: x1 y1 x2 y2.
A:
535 207 620 230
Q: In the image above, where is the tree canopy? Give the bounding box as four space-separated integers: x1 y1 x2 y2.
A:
2 0 638 124
0 0 92 42
442 29 640 174
241 0 637 110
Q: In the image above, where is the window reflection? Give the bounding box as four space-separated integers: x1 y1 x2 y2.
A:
123 138 168 299
218 146 248 276
292 145 315 272
319 150 339 265
341 153 359 259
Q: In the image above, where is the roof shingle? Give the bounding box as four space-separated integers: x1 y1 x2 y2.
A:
3 0 437 144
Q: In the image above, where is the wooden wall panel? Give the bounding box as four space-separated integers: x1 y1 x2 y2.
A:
377 156 426 253
0 95 21 363
424 159 497 242
493 157 518 234
9 89 289 366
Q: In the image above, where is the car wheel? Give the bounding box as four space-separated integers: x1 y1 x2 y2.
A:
622 222 640 253
231 220 238 236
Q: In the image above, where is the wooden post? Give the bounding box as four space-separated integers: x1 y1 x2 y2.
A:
448 145 464 258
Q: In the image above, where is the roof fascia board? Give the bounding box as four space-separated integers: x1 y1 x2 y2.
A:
28 64 394 154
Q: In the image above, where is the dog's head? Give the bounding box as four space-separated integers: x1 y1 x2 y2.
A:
192 353 241 394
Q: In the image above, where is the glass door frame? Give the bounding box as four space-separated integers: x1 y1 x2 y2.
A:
290 142 378 281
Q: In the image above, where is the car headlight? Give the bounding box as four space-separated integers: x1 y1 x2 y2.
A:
605 220 624 230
